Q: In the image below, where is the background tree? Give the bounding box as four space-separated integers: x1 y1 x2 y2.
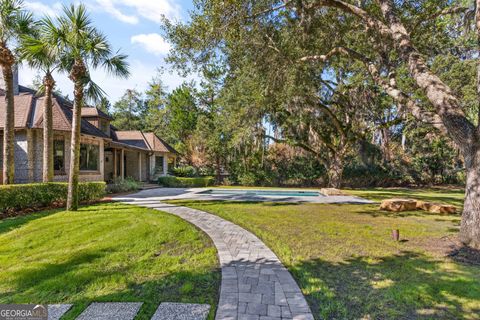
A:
55 4 129 210
0 0 34 184
162 0 480 247
111 89 145 130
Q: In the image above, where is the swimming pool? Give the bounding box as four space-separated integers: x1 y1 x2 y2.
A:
199 189 322 197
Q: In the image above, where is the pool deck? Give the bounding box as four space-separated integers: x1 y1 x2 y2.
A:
114 188 374 204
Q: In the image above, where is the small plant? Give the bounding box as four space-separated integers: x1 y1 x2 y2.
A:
107 177 141 194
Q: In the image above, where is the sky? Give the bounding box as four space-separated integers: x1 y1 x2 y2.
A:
19 0 195 103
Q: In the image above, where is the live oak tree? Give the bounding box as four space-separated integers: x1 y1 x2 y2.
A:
0 0 34 184
163 0 480 247
54 4 129 210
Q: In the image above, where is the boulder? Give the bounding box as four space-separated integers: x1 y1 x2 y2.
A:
320 188 346 196
380 199 417 212
416 200 457 214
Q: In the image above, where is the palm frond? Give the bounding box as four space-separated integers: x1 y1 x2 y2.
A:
102 52 130 79
84 78 107 104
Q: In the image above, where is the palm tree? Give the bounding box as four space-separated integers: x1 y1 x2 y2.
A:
0 0 35 184
20 17 63 182
55 4 129 210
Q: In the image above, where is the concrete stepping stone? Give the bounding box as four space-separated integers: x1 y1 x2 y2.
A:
48 304 72 320
76 302 143 320
151 302 210 320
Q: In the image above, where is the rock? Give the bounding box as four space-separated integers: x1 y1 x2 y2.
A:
427 203 457 214
416 200 457 214
320 188 346 196
380 199 417 212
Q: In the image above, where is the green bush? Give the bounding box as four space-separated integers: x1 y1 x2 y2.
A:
172 166 197 177
158 176 215 188
0 182 106 213
107 177 140 194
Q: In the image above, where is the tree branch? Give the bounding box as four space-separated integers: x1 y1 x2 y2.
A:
411 6 470 34
299 46 448 134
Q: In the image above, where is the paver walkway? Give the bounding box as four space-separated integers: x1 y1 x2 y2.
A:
119 198 314 320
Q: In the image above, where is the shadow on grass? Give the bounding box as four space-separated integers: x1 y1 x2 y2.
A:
168 200 301 207
0 249 220 320
291 251 480 320
0 209 61 235
352 189 464 208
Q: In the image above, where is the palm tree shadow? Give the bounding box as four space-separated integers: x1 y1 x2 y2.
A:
291 251 480 319
0 250 220 320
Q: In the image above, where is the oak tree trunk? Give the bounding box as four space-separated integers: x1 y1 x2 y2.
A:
42 73 55 182
66 61 86 211
377 0 480 247
1 64 15 184
459 144 480 248
327 153 343 188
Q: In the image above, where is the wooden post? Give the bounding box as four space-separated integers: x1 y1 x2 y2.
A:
27 129 35 182
113 148 117 179
138 152 142 181
120 149 125 180
163 155 168 176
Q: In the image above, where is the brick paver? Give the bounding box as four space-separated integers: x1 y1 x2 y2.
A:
121 199 314 320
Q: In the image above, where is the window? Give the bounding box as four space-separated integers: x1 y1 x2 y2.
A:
54 140 65 172
80 144 99 171
155 156 164 173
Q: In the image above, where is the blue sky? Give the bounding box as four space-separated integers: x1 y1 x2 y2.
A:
19 0 195 102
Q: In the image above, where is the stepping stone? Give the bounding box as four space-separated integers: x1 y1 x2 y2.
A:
48 304 73 320
76 302 143 320
151 302 210 320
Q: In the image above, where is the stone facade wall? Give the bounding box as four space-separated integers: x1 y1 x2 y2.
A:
27 129 104 183
124 150 148 181
13 131 30 183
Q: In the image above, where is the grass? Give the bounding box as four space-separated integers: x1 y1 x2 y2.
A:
346 187 465 208
0 203 220 320
169 188 479 320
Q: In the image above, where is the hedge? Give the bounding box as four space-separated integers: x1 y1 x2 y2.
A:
158 176 215 188
0 182 106 213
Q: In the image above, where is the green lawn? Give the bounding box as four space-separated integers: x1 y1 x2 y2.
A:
169 188 479 320
0 203 220 320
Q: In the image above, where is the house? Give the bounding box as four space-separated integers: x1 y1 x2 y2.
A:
0 72 177 184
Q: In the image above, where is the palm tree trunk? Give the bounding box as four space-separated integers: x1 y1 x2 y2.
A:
67 61 86 211
43 73 55 182
1 64 15 184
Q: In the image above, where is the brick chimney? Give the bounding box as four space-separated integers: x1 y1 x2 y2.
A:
0 65 19 95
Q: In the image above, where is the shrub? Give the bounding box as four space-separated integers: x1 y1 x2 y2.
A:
158 176 215 188
0 182 106 213
238 173 257 186
107 177 140 194
172 166 197 177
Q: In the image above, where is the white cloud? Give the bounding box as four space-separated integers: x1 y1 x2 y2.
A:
19 60 195 103
24 1 62 17
95 0 180 24
95 0 138 24
131 33 171 56
120 0 181 22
